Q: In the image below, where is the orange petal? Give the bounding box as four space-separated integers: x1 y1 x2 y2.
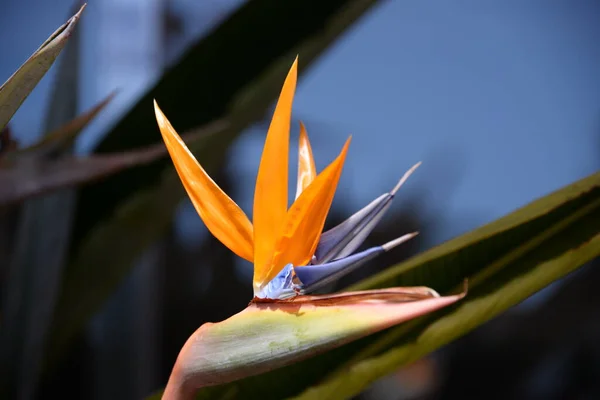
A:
253 58 298 287
154 101 254 261
263 137 351 286
295 121 316 200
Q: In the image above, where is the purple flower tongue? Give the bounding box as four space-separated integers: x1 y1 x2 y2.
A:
294 233 418 295
314 162 421 264
314 194 391 263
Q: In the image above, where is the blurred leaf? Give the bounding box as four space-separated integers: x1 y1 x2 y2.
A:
10 92 115 158
0 204 19 282
0 4 84 398
46 0 382 370
0 125 18 154
142 171 600 400
162 288 465 399
433 260 600 398
0 4 85 131
0 120 227 206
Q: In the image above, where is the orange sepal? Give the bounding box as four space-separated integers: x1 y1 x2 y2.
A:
253 57 298 286
154 101 254 261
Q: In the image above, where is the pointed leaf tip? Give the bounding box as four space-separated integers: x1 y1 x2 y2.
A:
0 4 86 130
154 103 254 261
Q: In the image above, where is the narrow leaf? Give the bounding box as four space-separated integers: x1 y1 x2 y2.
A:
12 92 115 157
0 121 228 206
0 4 85 130
0 6 84 397
290 172 600 399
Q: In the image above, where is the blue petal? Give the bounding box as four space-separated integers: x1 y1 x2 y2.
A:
314 195 389 263
294 233 417 295
255 264 297 300
294 247 383 294
258 231 418 300
314 162 421 264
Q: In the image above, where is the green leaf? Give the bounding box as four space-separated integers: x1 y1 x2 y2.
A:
0 4 85 131
290 175 600 400
153 171 598 400
47 0 381 370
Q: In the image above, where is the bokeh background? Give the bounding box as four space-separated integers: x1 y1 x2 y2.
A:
1 0 599 399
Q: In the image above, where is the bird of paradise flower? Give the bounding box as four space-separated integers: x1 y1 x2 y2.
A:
153 57 466 400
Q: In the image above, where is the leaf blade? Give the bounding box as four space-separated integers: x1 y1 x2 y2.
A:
288 173 600 399
0 121 227 206
292 204 600 400
13 92 115 157
0 4 85 130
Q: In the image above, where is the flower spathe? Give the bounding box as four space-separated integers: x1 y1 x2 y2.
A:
161 287 466 398
153 57 426 300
